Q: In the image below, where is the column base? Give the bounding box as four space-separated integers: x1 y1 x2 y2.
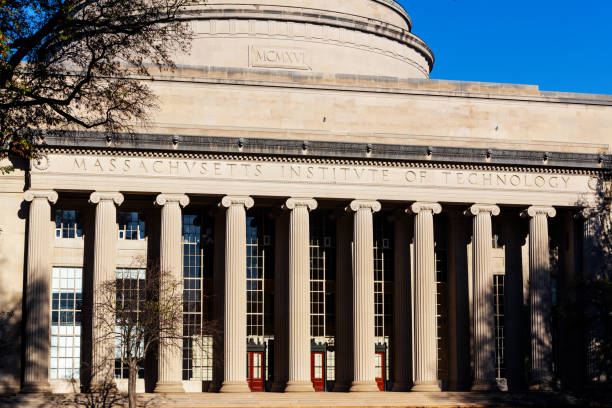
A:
219 381 251 393
285 380 315 392
333 382 351 392
391 381 413 392
154 381 185 393
20 381 51 394
528 382 554 392
349 380 379 392
208 381 222 393
270 381 287 392
471 381 497 392
411 381 441 392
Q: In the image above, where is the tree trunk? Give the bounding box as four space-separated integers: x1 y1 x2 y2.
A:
128 362 137 408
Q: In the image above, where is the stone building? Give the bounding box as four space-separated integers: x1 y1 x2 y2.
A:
0 0 610 396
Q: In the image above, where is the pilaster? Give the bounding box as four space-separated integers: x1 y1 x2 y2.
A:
21 190 58 393
154 194 189 393
410 202 442 392
284 198 317 393
219 196 254 393
348 200 381 392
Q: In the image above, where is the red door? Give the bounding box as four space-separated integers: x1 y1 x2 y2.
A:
247 351 264 392
375 352 385 391
311 352 325 392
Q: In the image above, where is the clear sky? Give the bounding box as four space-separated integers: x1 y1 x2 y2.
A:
398 0 612 95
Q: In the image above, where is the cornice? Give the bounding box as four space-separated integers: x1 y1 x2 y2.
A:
38 132 610 175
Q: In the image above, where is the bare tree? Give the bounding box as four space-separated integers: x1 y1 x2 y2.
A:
93 261 183 408
0 0 195 167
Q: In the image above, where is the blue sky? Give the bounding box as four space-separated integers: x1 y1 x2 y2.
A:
398 0 612 95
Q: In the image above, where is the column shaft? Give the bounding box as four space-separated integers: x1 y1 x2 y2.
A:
90 192 123 385
220 196 253 393
467 204 500 390
285 198 317 392
154 194 189 393
524 206 556 391
349 200 380 392
392 213 412 391
411 202 442 392
22 191 58 393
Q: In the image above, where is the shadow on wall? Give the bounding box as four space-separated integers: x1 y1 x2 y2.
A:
0 302 21 394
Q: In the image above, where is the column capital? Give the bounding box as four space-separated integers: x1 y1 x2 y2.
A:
220 195 254 209
522 206 556 219
409 202 442 215
24 190 58 204
89 191 124 206
348 200 381 213
466 204 500 217
155 194 189 208
284 198 317 211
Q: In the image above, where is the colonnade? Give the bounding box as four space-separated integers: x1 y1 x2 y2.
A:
21 190 558 393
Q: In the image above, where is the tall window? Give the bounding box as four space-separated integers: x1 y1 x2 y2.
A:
434 216 449 385
118 212 145 240
310 240 326 339
182 213 214 381
246 215 267 340
494 274 506 379
115 268 146 380
55 210 82 238
373 214 393 386
50 267 82 379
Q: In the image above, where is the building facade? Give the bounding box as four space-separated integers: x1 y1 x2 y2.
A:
0 0 611 395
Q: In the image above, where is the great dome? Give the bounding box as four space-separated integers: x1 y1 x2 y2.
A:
176 0 434 78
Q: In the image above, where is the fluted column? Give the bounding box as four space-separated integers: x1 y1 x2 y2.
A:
21 190 58 393
466 204 500 391
392 212 413 391
348 200 381 392
154 194 189 393
522 206 556 391
219 196 254 393
410 202 442 392
284 198 317 392
90 191 124 385
333 213 354 392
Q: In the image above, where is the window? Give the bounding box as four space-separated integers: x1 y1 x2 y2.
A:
246 216 265 339
310 240 326 339
50 267 82 379
115 268 146 379
494 274 506 379
118 212 145 240
55 210 82 238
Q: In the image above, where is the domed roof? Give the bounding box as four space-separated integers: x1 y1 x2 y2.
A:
177 0 434 79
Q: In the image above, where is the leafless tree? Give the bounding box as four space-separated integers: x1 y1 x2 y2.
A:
0 0 195 168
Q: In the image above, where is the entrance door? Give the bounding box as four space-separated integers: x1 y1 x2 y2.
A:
311 352 325 392
247 351 264 392
375 352 385 391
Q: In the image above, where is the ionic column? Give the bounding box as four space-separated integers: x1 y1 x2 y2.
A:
392 211 413 392
22 190 58 393
410 202 442 392
333 213 354 392
348 200 381 392
89 191 124 385
219 196 254 393
522 206 556 391
284 198 317 392
154 194 189 393
466 204 500 391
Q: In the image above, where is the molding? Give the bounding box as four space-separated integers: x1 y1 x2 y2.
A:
220 195 254 209
89 191 124 206
522 206 557 218
467 204 501 217
349 200 381 213
285 198 318 211
155 194 190 208
410 202 442 215
23 190 58 204
40 132 611 173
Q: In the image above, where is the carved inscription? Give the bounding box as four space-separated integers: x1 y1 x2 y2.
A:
249 46 310 70
64 157 581 192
